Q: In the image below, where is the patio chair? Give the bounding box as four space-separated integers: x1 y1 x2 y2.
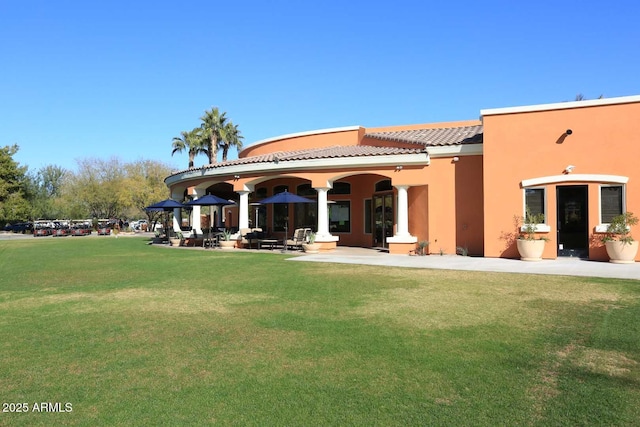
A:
286 228 307 251
240 228 264 249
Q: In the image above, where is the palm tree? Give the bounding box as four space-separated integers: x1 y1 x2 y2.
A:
200 107 228 164
171 127 205 168
221 121 244 162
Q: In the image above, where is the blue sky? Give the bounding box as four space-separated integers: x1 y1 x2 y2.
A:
2 0 639 173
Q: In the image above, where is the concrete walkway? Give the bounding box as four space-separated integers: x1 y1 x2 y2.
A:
288 247 640 281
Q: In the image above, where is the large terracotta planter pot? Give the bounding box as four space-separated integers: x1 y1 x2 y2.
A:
219 240 235 250
302 243 321 254
605 241 638 264
516 239 546 261
169 238 182 247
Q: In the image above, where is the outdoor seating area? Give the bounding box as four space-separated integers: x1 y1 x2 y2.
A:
158 225 316 252
145 196 318 252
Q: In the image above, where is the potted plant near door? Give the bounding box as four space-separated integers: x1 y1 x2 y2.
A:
302 232 321 254
516 210 549 261
600 212 638 263
219 230 235 249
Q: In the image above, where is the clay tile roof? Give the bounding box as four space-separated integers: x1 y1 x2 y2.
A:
197 145 424 170
168 145 426 176
167 127 478 177
365 124 483 146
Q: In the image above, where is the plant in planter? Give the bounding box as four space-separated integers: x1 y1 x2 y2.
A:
302 232 321 253
169 231 183 247
600 212 638 263
416 240 430 256
219 230 235 249
516 210 549 261
152 229 164 244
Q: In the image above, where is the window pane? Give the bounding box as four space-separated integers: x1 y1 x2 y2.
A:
525 189 545 218
256 187 267 199
329 182 351 195
364 199 372 234
274 185 288 194
294 203 316 229
329 201 350 233
375 179 392 192
297 184 316 197
601 186 622 223
273 204 288 232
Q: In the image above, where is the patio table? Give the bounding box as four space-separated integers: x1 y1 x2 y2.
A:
259 239 280 250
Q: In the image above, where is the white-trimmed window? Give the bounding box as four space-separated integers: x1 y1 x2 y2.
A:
524 188 545 219
329 201 350 233
523 188 550 232
600 185 624 224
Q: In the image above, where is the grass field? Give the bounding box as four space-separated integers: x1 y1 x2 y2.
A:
0 237 639 426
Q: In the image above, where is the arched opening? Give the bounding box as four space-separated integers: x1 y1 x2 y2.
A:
371 179 395 249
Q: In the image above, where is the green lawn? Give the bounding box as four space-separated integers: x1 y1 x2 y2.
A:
0 237 639 426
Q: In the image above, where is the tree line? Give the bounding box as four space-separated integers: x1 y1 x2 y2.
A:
1 106 244 226
171 107 243 168
0 144 173 226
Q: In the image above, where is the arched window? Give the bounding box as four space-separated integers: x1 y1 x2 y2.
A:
297 183 317 196
274 185 288 194
375 179 392 192
329 182 351 195
255 187 268 199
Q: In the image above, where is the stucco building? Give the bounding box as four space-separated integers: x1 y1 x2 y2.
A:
165 95 640 261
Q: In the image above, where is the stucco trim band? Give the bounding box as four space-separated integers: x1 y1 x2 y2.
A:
165 152 431 186
521 174 629 188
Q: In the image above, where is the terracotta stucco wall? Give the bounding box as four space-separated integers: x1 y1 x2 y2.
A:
454 155 484 255
483 101 640 260
419 156 483 255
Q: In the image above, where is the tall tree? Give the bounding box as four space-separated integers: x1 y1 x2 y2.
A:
200 107 228 164
27 164 70 219
0 144 31 223
38 164 68 198
122 159 173 225
61 157 128 219
220 121 244 162
171 127 206 168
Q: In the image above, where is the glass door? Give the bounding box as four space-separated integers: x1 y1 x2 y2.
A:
557 185 588 258
373 193 394 248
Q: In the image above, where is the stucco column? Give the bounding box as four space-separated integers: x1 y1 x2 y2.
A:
171 191 182 233
395 185 410 237
387 185 417 246
315 187 331 238
238 191 250 230
313 187 339 247
190 188 205 234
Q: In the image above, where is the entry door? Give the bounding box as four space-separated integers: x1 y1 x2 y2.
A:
373 194 394 248
557 186 588 258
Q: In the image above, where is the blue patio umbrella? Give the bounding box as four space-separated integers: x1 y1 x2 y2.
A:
145 199 185 238
145 199 185 210
258 191 315 253
183 194 234 207
184 195 236 247
258 190 315 205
